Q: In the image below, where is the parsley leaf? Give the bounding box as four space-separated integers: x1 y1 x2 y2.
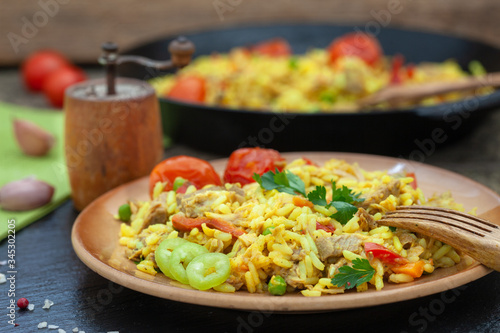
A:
306 186 328 206
254 169 364 224
330 201 359 224
331 181 365 203
331 258 375 290
253 169 306 197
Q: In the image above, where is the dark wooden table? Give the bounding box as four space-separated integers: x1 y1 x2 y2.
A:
1 69 499 332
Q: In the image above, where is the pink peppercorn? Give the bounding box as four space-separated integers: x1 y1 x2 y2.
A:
17 298 29 309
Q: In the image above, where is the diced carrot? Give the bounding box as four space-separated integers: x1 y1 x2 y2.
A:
293 196 314 208
391 260 425 278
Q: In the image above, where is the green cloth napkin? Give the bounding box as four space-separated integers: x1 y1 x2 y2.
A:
0 102 70 241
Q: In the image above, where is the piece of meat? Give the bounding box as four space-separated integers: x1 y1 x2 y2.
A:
128 248 143 261
177 185 245 218
315 234 364 261
358 179 401 209
355 207 378 231
135 201 167 233
394 231 415 249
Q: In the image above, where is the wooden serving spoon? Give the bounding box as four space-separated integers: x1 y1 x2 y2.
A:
358 72 500 107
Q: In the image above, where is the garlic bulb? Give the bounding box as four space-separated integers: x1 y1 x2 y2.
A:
0 177 54 211
13 119 55 156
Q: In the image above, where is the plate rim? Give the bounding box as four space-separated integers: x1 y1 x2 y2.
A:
71 152 498 312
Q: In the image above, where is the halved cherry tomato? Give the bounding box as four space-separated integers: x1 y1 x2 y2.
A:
327 32 383 67
405 172 418 190
171 214 246 238
149 156 222 197
364 242 409 265
167 76 206 103
251 38 291 57
22 50 70 91
42 66 86 108
223 147 285 185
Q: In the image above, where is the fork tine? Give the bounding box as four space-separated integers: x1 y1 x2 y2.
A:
386 210 495 237
395 206 500 231
379 206 500 272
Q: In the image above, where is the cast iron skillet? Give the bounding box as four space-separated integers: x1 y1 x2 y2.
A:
119 24 500 156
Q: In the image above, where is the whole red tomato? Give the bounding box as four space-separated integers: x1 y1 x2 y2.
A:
149 155 222 197
42 66 86 108
21 50 70 91
167 76 206 103
223 147 285 185
327 32 383 67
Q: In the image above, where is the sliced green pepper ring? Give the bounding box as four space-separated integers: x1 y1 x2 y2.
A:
186 253 231 291
155 238 189 280
167 242 209 284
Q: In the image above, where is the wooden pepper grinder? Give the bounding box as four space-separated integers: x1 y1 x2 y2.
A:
64 37 195 211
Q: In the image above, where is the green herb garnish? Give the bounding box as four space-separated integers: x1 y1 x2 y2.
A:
254 169 306 196
253 169 364 224
331 258 375 289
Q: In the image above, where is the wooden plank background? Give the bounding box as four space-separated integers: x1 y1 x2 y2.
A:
1 0 500 65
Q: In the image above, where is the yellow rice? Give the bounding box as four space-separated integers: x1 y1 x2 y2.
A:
118 157 469 296
150 47 491 113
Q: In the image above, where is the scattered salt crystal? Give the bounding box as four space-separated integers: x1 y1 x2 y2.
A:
72 328 79 333
38 322 48 329
28 303 35 311
0 273 6 284
48 324 59 329
42 299 54 309
58 330 66 333
79 331 86 333
0 260 7 265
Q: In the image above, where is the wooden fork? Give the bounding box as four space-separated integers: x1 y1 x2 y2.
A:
377 206 500 272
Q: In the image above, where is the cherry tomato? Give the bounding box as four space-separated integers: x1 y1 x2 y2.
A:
327 32 383 67
223 147 285 185
251 38 291 57
364 242 409 265
149 156 222 197
42 66 86 108
167 76 206 103
21 50 70 91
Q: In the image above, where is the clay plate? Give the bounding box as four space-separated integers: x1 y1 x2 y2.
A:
71 152 500 312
